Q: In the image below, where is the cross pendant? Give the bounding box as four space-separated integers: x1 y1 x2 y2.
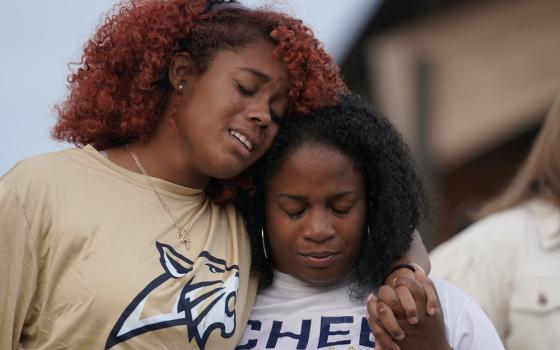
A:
177 228 190 249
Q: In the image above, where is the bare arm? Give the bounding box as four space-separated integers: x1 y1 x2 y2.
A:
385 229 434 327
388 229 430 279
368 230 436 350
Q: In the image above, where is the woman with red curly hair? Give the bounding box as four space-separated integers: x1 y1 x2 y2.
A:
0 0 427 349
0 1 342 349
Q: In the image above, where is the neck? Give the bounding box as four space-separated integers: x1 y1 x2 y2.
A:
107 138 210 189
138 138 210 189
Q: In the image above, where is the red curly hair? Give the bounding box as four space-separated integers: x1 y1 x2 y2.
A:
52 0 345 202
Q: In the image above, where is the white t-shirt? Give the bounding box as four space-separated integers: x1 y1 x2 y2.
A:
237 271 504 349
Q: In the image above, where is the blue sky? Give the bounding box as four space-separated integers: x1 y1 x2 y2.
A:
0 0 379 174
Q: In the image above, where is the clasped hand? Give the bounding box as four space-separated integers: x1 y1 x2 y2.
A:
366 265 452 350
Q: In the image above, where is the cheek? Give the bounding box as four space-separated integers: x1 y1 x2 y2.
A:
261 126 279 152
267 219 287 247
349 233 364 254
341 214 367 251
266 212 296 257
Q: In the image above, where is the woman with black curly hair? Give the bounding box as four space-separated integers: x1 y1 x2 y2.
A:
236 94 503 349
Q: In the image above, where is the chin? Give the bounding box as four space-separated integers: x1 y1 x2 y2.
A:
212 159 256 180
209 165 247 180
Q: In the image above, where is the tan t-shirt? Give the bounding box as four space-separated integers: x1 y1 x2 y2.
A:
0 145 257 350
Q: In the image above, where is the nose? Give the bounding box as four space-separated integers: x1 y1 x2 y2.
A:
302 209 336 243
247 100 272 128
250 113 271 128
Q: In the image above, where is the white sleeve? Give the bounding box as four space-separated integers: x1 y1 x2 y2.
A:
452 298 505 350
433 278 504 350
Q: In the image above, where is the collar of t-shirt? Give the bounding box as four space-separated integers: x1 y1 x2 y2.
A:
264 270 352 299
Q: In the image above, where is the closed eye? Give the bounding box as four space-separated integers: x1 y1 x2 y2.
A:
236 82 256 96
286 208 306 220
276 195 306 220
331 205 352 216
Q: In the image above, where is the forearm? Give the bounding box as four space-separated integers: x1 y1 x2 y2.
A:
395 229 430 273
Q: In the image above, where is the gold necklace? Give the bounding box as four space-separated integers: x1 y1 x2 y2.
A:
127 144 191 249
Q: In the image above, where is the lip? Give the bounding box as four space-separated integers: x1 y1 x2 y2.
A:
228 128 258 156
299 252 339 268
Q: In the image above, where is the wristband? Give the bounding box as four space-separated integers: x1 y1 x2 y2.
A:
385 264 416 282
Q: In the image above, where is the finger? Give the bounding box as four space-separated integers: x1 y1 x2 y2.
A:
369 316 400 350
371 325 383 350
367 294 402 350
385 267 415 287
377 300 405 341
412 264 440 316
422 283 438 316
394 276 426 304
367 293 379 321
393 278 425 324
377 285 406 319
412 263 429 283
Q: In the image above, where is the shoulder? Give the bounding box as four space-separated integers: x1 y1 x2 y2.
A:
2 147 91 187
457 204 534 242
1 147 96 210
433 277 505 350
430 205 529 294
431 203 534 263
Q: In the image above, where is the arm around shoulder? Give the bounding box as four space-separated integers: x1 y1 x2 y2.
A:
385 229 430 284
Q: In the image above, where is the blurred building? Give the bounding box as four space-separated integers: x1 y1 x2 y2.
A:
339 0 560 248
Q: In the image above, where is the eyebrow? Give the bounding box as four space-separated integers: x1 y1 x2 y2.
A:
275 191 358 201
329 191 359 200
238 67 271 83
276 194 305 201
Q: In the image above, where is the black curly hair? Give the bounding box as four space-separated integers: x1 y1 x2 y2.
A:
236 93 427 298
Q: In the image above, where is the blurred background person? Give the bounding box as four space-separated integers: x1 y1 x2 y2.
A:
430 95 560 350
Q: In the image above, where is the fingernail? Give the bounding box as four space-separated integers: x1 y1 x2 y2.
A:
396 333 405 341
409 316 418 324
412 263 425 274
392 277 398 285
367 293 374 302
429 306 436 315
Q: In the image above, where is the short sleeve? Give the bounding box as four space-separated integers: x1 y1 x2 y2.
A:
453 299 505 350
0 180 38 350
430 222 516 339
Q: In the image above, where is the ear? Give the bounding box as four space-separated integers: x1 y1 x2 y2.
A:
168 52 198 92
